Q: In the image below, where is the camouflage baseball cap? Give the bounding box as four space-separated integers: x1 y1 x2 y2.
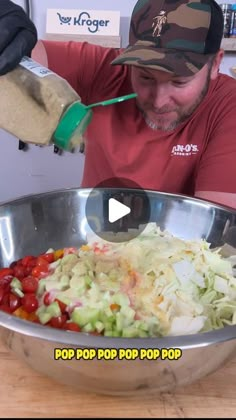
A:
111 0 224 76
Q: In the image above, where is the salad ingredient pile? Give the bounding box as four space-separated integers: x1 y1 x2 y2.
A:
0 223 236 338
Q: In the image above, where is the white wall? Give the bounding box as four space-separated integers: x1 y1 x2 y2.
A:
0 0 235 203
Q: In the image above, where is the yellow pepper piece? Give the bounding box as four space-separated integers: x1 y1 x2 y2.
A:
80 245 90 251
110 303 120 312
13 307 38 322
54 249 64 260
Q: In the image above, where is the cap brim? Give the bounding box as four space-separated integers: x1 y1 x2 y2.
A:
111 44 211 77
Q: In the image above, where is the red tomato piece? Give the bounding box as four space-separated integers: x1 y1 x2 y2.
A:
23 266 33 276
9 293 21 312
0 275 13 289
36 256 50 267
1 293 9 306
54 298 67 313
0 286 6 304
43 292 51 306
50 315 68 329
13 264 26 280
0 268 14 279
21 276 38 293
31 265 50 279
64 322 81 332
0 304 12 314
9 261 17 269
21 293 38 313
27 258 37 269
21 255 36 267
39 253 54 264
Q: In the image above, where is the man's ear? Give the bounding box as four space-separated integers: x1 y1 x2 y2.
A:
210 49 224 80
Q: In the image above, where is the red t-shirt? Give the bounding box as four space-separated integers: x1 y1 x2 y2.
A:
42 40 236 195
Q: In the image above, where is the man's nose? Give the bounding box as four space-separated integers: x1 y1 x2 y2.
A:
152 83 170 108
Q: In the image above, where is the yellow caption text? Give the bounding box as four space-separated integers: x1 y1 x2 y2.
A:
54 348 182 360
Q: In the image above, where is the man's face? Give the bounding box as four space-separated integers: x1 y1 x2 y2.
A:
130 62 213 131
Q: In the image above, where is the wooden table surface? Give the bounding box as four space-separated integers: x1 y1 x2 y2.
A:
0 339 236 419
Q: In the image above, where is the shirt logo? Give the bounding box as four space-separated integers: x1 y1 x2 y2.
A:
171 144 199 156
152 11 167 37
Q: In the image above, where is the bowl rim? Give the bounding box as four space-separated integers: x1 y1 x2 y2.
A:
1 186 236 215
1 310 236 350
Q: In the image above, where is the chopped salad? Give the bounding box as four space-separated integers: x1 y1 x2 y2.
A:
1 223 236 337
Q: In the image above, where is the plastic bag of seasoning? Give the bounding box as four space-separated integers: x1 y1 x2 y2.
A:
0 57 84 151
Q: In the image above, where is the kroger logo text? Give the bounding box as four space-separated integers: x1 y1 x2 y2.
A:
57 11 110 33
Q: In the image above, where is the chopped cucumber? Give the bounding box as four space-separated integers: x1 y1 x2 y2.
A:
10 277 22 290
71 307 100 327
112 292 130 307
38 311 52 325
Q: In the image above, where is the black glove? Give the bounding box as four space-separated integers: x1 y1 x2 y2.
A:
0 0 38 75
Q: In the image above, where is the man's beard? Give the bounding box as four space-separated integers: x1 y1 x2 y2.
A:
139 70 211 132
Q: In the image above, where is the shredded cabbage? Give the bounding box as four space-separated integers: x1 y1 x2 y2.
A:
37 223 236 337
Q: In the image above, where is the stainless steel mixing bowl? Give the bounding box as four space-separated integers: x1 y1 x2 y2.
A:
0 188 236 396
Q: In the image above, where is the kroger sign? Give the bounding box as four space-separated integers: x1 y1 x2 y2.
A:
46 9 120 36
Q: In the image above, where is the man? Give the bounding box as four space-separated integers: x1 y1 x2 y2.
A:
1 0 236 208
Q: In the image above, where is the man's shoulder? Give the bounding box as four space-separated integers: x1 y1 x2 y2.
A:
205 72 236 111
214 72 236 95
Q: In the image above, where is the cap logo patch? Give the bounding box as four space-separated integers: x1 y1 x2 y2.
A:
152 10 167 37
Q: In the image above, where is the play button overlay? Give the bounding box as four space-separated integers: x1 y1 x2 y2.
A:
85 177 151 242
108 198 131 223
